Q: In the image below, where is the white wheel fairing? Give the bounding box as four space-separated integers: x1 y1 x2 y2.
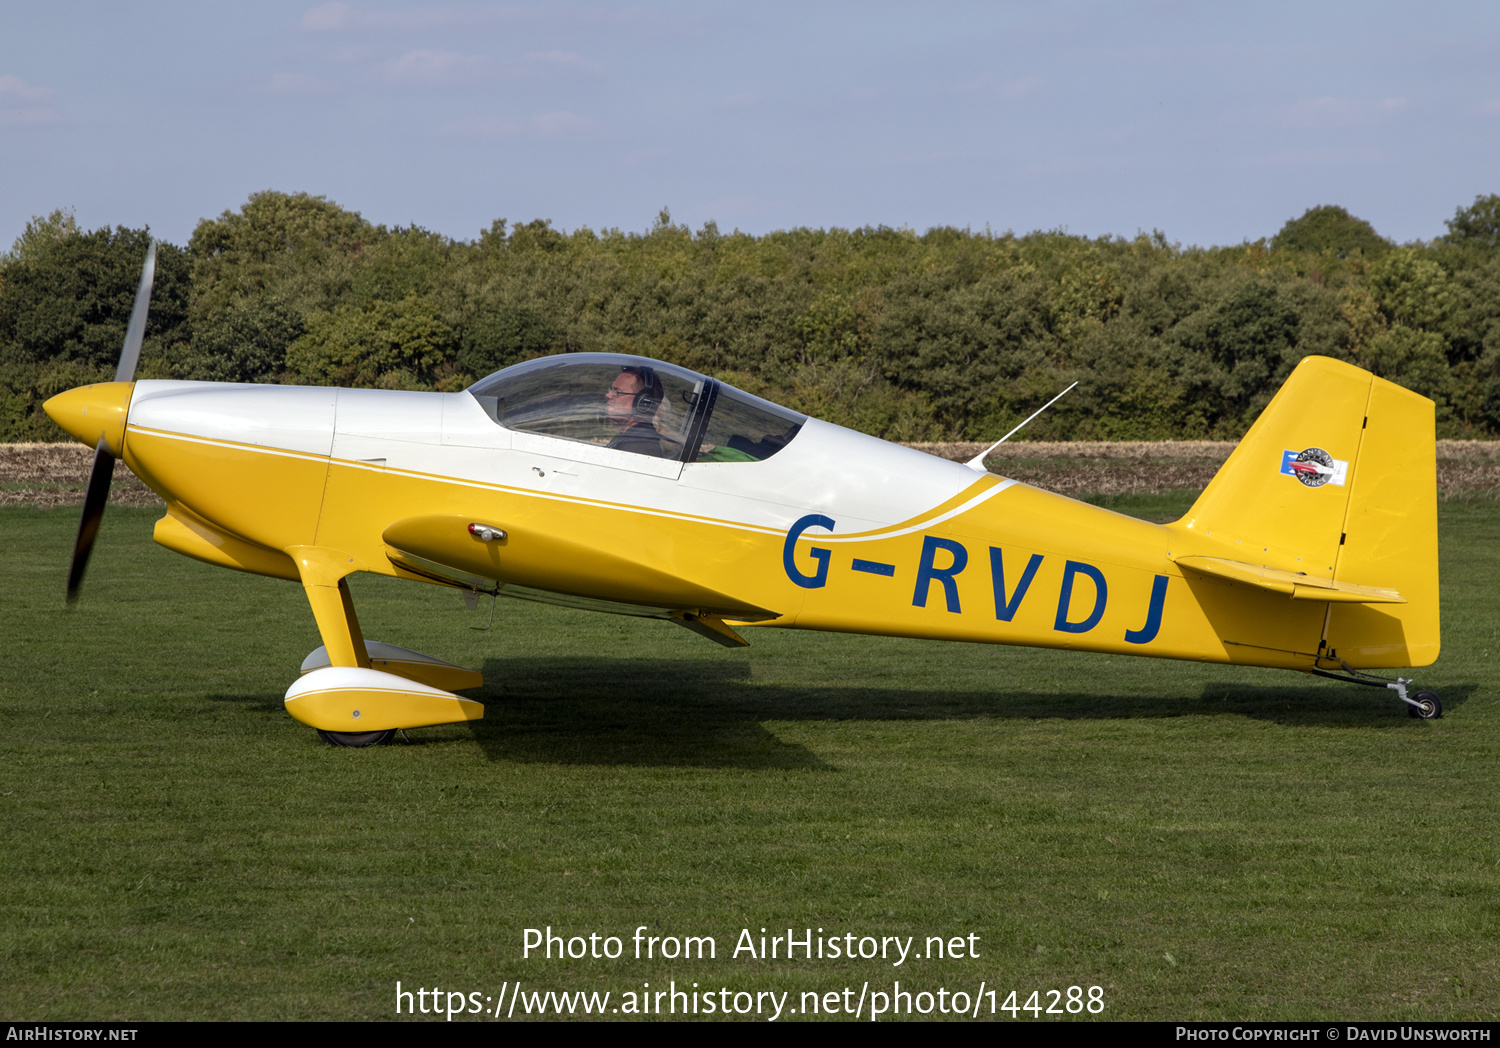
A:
284 666 483 732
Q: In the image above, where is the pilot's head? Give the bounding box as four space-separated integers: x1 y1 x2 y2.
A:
606 366 662 425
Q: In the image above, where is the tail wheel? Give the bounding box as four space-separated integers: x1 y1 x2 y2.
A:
318 729 397 747
1407 691 1442 719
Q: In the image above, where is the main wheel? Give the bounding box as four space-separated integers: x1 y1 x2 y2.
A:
1407 691 1442 719
318 729 397 747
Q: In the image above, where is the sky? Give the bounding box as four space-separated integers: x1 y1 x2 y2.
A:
3 1 1498 250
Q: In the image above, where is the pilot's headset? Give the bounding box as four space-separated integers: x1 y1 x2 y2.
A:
625 366 663 420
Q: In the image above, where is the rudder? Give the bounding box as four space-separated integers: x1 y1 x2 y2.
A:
1325 378 1439 668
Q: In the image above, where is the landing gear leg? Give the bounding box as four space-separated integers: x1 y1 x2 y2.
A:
1309 666 1442 719
1385 677 1443 719
283 548 484 742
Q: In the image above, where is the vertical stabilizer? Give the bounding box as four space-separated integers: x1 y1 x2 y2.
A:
1174 356 1372 581
1170 356 1438 669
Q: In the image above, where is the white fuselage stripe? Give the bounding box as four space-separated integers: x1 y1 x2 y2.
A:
810 479 1018 544
130 426 1021 543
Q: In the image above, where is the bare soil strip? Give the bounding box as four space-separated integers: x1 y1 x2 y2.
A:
914 441 1500 498
0 444 162 508
4 441 1497 508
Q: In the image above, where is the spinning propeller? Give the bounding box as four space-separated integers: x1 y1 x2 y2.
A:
66 241 156 602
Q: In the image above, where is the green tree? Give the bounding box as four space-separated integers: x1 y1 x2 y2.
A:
1366 326 1452 397
6 207 81 263
4 190 1499 442
0 221 189 438
178 298 304 383
1172 279 1301 426
1368 248 1455 331
188 191 382 323
1271 205 1390 257
284 295 458 389
0 224 188 373
349 226 454 305
456 305 561 379
1443 194 1500 249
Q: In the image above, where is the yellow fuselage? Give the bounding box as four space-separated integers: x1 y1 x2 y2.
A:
45 358 1439 680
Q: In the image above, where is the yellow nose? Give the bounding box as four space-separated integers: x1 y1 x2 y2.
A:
44 381 134 456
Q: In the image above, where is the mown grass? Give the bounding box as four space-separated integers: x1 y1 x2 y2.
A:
1 499 1496 1021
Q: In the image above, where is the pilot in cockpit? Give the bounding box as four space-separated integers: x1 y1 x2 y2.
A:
604 365 672 458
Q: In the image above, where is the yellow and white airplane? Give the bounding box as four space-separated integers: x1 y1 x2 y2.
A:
45 245 1442 746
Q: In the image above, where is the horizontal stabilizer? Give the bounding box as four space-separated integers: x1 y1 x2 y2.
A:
1174 556 1405 604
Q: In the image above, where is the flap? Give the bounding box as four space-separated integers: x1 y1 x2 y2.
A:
1173 555 1405 604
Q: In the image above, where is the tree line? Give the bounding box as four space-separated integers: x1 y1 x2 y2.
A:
2 191 1498 443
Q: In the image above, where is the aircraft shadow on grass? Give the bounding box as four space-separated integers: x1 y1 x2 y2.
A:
205 659 1473 770
448 656 1474 769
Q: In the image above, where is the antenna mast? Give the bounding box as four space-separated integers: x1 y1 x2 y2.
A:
964 381 1078 472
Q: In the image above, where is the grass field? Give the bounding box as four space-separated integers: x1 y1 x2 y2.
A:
1 497 1496 1021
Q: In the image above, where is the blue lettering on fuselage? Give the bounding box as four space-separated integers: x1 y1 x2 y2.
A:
776 522 1165 643
912 535 968 613
783 514 835 588
1124 574 1169 644
989 547 1043 622
1054 560 1108 633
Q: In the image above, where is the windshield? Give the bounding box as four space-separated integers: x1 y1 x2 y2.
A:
468 352 804 463
692 383 805 463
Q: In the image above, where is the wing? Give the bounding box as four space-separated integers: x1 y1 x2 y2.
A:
381 513 779 646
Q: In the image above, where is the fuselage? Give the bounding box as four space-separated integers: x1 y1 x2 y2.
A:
100 377 1344 671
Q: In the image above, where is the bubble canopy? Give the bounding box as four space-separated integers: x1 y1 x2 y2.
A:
467 353 806 464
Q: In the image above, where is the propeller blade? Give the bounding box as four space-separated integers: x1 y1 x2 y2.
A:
113 240 157 383
67 438 116 602
67 240 155 602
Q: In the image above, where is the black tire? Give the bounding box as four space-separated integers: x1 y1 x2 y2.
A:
318 729 397 747
1407 691 1442 720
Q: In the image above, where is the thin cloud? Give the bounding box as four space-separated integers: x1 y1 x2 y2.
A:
997 78 1040 101
301 1 487 33
437 115 521 136
950 74 1039 100
300 2 634 34
530 110 595 140
0 74 59 125
515 51 602 76
437 110 598 139
1269 95 1410 129
327 43 383 64
719 92 762 109
1476 99 1500 115
266 72 335 95
302 2 357 31
384 49 487 84
1254 146 1385 168
0 75 55 101
621 147 667 164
